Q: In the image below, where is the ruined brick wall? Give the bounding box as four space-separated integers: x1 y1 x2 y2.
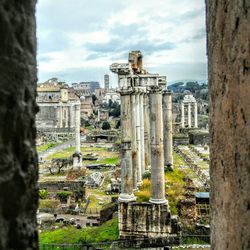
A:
0 1 38 249
206 1 250 249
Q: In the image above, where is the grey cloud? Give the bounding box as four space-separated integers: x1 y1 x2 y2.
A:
37 31 70 53
148 62 208 83
181 28 206 43
84 23 176 59
180 8 204 21
37 0 126 33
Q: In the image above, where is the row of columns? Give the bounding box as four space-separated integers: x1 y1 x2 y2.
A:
54 104 77 129
181 102 198 128
119 86 173 204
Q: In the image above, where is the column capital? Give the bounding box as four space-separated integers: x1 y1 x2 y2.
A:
119 87 133 96
149 85 163 93
162 90 172 96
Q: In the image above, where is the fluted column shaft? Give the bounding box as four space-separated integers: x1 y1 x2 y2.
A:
163 91 173 169
75 103 81 153
143 93 150 170
194 102 198 128
131 93 138 190
73 102 82 168
135 92 142 184
139 92 145 175
149 87 167 204
188 103 192 128
119 89 136 202
181 102 185 128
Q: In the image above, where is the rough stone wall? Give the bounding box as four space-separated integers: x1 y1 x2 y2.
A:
0 1 38 249
206 1 250 249
39 180 85 195
119 203 180 239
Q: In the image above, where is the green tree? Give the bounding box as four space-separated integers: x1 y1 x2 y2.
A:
92 94 97 105
102 121 111 130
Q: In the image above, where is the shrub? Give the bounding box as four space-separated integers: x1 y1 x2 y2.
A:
102 121 111 130
56 191 72 202
39 189 48 199
115 120 120 129
142 171 151 179
136 190 150 202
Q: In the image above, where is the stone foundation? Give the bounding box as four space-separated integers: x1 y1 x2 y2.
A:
39 180 86 200
119 202 180 245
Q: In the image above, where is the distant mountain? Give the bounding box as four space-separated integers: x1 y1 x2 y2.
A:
168 80 208 86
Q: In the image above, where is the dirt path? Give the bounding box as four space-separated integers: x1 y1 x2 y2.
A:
38 139 75 160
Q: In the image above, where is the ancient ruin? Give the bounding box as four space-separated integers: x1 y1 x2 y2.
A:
181 94 198 128
0 1 249 249
110 51 178 244
36 78 80 142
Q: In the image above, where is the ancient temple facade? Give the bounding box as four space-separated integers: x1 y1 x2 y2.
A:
36 78 80 134
110 51 179 246
181 94 198 128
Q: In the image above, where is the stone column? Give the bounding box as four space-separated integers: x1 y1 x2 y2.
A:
97 109 100 122
188 103 191 128
130 93 138 190
135 92 142 185
73 102 82 167
181 102 185 128
143 93 150 170
119 89 136 202
56 105 60 128
70 104 75 128
194 102 198 128
60 105 63 128
65 106 69 128
163 91 173 169
139 91 145 175
149 87 167 204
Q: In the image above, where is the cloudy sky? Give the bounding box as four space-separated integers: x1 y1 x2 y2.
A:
36 0 207 87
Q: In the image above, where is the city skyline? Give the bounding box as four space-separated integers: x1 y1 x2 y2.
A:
37 0 207 86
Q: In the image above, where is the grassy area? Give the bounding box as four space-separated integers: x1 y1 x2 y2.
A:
135 152 191 214
87 195 104 210
83 156 119 166
39 218 119 244
46 147 75 160
46 146 118 161
39 199 60 210
37 142 59 153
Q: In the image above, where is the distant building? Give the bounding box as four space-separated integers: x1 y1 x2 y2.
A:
36 78 79 135
72 81 100 95
104 74 109 90
103 89 120 104
80 95 94 119
94 88 106 107
181 94 198 128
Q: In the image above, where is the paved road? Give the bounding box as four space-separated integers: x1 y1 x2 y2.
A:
38 139 75 160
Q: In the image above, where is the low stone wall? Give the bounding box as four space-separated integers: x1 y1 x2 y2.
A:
119 202 180 247
100 200 118 224
173 137 189 146
188 131 209 145
39 180 86 201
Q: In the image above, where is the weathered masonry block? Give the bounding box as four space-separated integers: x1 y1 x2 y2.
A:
119 202 180 247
